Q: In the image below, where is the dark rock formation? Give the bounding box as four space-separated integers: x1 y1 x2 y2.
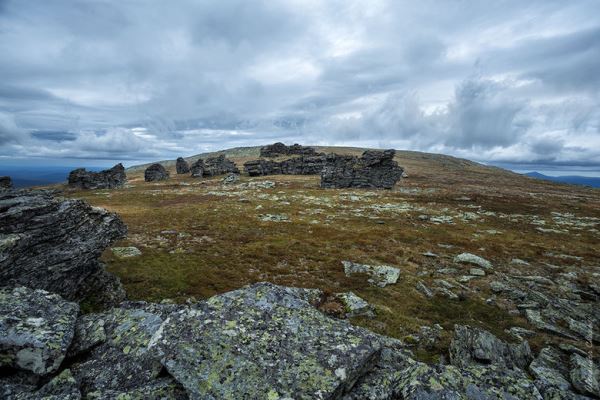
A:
260 142 318 158
191 155 239 178
0 189 127 304
68 163 126 190
175 157 190 174
0 176 12 190
190 159 204 177
144 163 169 182
320 149 404 189
0 286 78 375
244 154 327 176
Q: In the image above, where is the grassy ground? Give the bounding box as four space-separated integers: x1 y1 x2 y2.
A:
62 147 600 361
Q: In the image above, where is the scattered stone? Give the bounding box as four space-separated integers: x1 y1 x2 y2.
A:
175 157 190 174
68 163 127 190
416 281 434 298
0 189 127 303
421 251 438 257
469 268 486 276
258 213 289 222
152 282 382 399
111 246 142 258
511 258 531 266
454 252 493 269
507 327 536 341
0 176 13 190
449 325 532 370
0 287 78 375
342 260 400 287
144 163 170 182
320 150 404 189
334 291 376 319
222 173 240 184
260 142 318 157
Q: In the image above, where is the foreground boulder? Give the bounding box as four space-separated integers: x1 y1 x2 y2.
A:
0 175 12 190
0 189 127 303
152 282 382 399
321 150 404 189
68 163 126 190
0 287 78 375
260 142 318 157
175 157 190 174
144 163 170 182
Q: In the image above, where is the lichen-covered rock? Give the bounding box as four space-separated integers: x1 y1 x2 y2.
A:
529 347 591 399
203 154 240 177
1 175 13 190
0 189 127 303
222 173 240 184
85 377 188 400
260 142 318 157
68 163 126 190
111 246 142 258
0 287 78 375
175 157 190 174
342 261 400 287
320 150 404 189
18 369 81 400
453 253 493 269
334 292 375 319
152 282 382 400
570 353 600 397
144 163 170 182
70 301 181 394
449 325 532 370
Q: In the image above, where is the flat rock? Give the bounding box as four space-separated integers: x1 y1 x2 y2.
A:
469 268 486 276
152 282 382 400
453 252 493 269
342 261 400 287
0 287 78 375
111 246 142 258
334 291 375 319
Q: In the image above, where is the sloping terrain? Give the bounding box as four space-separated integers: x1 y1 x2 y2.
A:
64 146 600 362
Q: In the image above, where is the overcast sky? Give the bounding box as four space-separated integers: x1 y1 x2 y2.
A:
1 0 599 172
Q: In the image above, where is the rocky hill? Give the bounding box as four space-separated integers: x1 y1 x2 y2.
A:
1 145 599 398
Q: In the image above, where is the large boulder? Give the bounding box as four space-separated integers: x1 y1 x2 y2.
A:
144 163 170 182
260 142 318 158
321 150 404 189
0 286 78 375
244 154 327 176
190 159 205 177
0 176 13 190
203 154 239 177
175 157 190 174
152 282 382 399
0 189 127 303
68 163 126 190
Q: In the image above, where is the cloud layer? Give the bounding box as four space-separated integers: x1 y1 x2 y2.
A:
1 0 599 168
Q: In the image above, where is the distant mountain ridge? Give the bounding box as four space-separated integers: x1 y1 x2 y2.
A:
525 171 600 188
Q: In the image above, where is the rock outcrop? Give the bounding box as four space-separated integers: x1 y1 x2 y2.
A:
342 260 400 287
175 157 190 174
260 142 318 157
144 163 169 182
67 163 126 190
0 286 79 375
0 175 12 190
244 154 327 176
190 155 239 178
321 150 404 189
0 189 127 304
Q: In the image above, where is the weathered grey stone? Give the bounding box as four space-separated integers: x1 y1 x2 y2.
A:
449 325 532 370
175 157 190 174
570 353 600 397
85 377 187 400
469 268 486 276
16 369 82 400
1 175 13 190
334 291 376 319
111 246 142 258
0 287 78 375
0 190 127 303
342 261 400 287
144 163 170 182
68 163 126 190
321 150 404 189
203 155 240 177
453 253 493 269
244 154 327 176
222 173 240 184
152 282 382 400
260 142 318 157
415 281 434 298
190 159 205 177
